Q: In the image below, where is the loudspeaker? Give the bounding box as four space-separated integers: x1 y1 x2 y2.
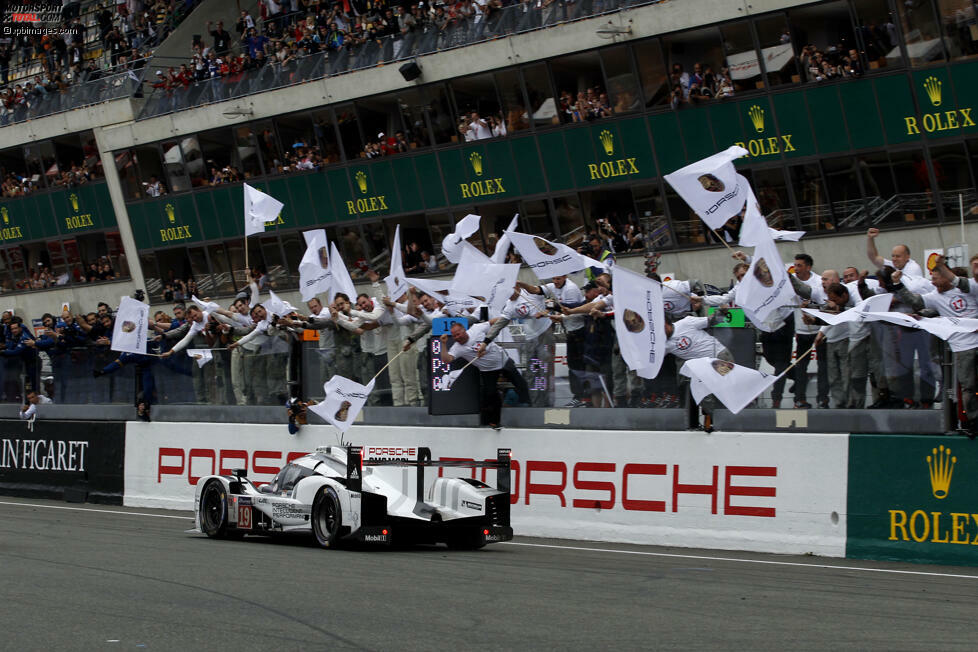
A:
399 61 422 82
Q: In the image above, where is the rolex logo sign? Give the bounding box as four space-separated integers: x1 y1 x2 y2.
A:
927 445 955 499
599 129 614 156
748 105 765 133
469 152 483 177
0 206 23 242
69 193 79 212
355 171 368 194
1 207 7 224
924 75 942 107
164 203 175 223
347 171 389 216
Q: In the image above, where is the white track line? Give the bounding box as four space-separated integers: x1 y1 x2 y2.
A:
501 541 978 580
3 500 974 580
0 500 192 520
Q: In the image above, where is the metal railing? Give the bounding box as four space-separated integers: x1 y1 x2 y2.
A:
138 0 660 119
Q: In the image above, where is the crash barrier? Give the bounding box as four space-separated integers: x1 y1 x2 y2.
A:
0 419 125 505
846 434 978 567
123 422 849 557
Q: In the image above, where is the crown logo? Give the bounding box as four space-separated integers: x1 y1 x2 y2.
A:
923 75 942 107
926 445 955 499
1 208 8 224
355 171 368 194
164 203 175 223
69 193 79 212
599 129 614 156
469 152 483 177
748 105 765 133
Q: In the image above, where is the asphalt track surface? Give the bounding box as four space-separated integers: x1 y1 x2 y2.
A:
1 498 975 651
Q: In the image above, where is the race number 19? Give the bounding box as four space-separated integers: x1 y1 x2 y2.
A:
238 505 252 529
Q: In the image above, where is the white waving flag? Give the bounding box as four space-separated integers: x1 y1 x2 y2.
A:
506 230 586 280
735 221 795 329
262 290 298 318
110 296 149 355
299 229 333 302
406 275 481 312
243 183 285 237
385 225 409 301
308 375 375 433
450 247 520 313
679 357 779 415
491 214 520 264
187 349 213 368
664 146 749 230
328 241 357 303
611 266 666 379
771 228 806 242
191 295 220 314
441 213 482 263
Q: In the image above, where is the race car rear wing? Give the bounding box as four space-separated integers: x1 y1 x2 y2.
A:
345 446 512 520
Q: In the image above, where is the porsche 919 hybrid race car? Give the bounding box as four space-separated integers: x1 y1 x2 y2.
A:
193 445 513 549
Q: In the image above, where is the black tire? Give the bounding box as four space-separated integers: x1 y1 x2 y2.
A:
199 480 229 539
446 530 486 550
312 486 342 548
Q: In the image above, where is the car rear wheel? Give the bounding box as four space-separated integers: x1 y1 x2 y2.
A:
312 486 342 548
199 480 229 539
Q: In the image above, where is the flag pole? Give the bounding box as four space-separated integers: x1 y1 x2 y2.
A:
244 234 249 287
710 228 736 253
371 347 407 383
781 341 818 377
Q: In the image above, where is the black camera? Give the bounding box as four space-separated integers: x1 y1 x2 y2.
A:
132 289 145 302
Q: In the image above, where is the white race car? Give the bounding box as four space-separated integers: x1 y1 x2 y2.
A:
193 445 513 549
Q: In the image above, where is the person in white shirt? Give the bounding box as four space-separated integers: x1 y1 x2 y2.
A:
518 276 588 407
335 292 391 406
813 283 855 408
441 321 529 428
893 258 978 431
468 112 492 140
865 227 924 278
791 254 828 409
20 390 52 420
482 286 553 406
382 293 423 407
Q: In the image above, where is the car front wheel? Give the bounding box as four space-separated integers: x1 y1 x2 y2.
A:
199 480 229 539
312 486 342 548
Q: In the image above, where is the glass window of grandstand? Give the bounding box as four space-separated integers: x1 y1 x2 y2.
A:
206 243 236 296
822 155 867 229
335 224 368 270
451 74 504 141
666 187 709 246
34 140 58 188
930 142 975 219
521 63 559 129
156 248 194 300
0 249 16 292
553 194 587 246
246 235 288 289
601 46 642 115
63 231 125 283
889 148 938 222
16 241 56 290
252 121 284 173
426 213 455 260
633 39 670 108
754 14 801 86
0 146 31 197
751 167 795 229
197 129 238 186
23 142 47 190
632 183 671 250
231 125 263 179
280 231 304 288
50 133 93 187
311 110 343 164
393 88 432 150
936 0 978 60
577 189 640 256
662 27 725 107
549 51 611 124
107 231 130 279
133 146 166 200
275 113 317 172
789 163 834 232
851 0 904 69
335 104 366 160
225 238 247 289
423 84 462 145
495 69 530 134
185 245 211 296
360 221 390 274
969 139 978 193
383 214 432 275
896 0 946 65
356 94 407 158
115 150 141 200
3 247 27 291
788 0 859 81
161 140 190 194
80 132 104 179
139 252 162 300
520 199 557 241
720 21 764 93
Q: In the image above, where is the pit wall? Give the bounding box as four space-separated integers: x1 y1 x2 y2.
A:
3 418 974 566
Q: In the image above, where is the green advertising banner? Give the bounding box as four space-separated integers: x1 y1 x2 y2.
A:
847 434 978 566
